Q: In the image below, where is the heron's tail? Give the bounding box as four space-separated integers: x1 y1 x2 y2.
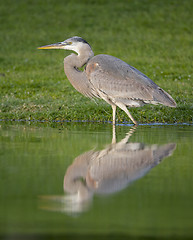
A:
153 88 177 107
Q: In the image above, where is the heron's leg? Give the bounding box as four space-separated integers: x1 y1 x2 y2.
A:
112 105 116 125
112 124 116 144
116 102 138 125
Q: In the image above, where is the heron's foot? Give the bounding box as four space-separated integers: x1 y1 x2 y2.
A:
133 120 138 126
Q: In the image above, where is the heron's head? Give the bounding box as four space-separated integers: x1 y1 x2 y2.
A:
37 36 92 55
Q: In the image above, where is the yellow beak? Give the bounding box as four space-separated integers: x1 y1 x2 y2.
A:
37 42 66 50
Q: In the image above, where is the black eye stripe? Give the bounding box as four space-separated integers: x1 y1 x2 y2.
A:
65 37 91 47
74 37 88 44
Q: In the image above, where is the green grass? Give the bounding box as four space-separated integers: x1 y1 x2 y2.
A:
0 0 192 123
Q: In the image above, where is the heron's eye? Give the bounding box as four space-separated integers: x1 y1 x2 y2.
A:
68 41 72 45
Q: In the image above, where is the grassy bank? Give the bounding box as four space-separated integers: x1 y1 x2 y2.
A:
0 0 192 123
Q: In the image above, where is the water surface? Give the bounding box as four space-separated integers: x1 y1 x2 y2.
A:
0 122 193 239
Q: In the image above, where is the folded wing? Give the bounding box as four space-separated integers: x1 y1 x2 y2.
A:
86 54 176 107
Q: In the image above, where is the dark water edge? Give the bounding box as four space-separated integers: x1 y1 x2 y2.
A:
0 234 193 240
0 118 192 126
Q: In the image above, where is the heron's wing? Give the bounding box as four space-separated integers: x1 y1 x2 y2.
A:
86 54 176 107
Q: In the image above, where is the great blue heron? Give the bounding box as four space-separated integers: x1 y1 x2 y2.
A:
38 36 176 125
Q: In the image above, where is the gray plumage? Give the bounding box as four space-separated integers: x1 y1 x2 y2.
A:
63 131 176 199
38 36 177 124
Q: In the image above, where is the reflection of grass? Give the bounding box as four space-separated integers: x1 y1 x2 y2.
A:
0 0 192 123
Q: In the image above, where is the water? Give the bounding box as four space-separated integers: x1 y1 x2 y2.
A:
0 122 193 239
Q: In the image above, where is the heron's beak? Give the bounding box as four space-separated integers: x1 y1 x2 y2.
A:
37 42 67 50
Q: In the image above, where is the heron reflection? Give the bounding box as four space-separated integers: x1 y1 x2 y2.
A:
39 127 176 214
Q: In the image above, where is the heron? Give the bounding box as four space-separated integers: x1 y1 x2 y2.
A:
38 36 176 125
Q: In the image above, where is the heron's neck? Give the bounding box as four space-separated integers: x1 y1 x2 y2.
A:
63 46 94 96
64 46 94 69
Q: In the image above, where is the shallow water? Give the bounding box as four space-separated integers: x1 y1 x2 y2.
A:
0 122 193 239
